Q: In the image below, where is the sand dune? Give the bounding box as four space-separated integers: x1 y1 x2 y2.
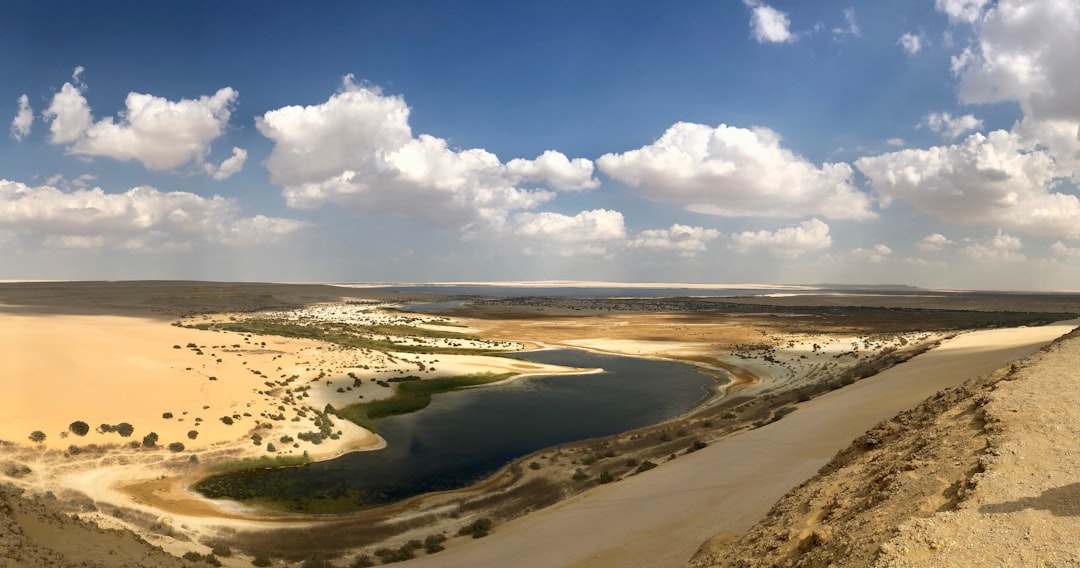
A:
399 320 1079 568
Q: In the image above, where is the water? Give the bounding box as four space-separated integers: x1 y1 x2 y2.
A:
196 349 721 510
368 284 801 298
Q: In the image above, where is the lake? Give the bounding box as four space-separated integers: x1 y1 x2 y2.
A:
195 349 721 511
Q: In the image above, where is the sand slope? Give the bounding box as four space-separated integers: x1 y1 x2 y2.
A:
400 320 1079 568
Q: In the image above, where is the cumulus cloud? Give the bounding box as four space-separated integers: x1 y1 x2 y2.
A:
935 0 990 24
43 67 239 172
511 209 626 256
506 150 599 191
916 233 954 251
0 179 307 250
1050 241 1080 257
207 147 248 180
256 75 594 233
887 138 906 147
851 244 893 263
964 230 1026 262
957 1 1080 123
729 218 832 258
744 1 795 43
10 95 32 141
597 122 875 220
856 130 1080 237
921 112 983 139
899 32 924 54
630 224 721 257
45 67 92 144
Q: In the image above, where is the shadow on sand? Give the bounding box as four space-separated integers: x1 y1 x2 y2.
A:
980 482 1080 517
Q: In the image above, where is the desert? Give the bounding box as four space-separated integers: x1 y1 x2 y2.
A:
3 281 1080 567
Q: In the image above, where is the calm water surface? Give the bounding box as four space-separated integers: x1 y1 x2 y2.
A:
198 349 720 509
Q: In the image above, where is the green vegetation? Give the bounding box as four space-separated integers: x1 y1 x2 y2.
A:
335 372 515 429
28 430 46 443
205 454 310 474
457 517 493 538
68 421 89 436
184 319 506 356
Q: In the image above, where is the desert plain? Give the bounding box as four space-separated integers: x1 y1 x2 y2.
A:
2 280 1080 567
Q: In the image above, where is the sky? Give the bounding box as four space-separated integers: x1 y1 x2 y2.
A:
3 0 1080 289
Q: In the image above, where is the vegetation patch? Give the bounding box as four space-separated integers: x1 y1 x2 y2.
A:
335 372 516 427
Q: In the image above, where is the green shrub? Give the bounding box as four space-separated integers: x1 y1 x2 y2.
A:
116 423 135 437
28 431 46 443
142 432 159 448
187 430 199 440
635 460 658 473
69 421 90 436
167 442 185 452
251 553 272 567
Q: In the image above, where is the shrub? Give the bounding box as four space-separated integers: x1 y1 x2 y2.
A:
458 517 493 538
211 544 232 557
162 412 173 419
598 470 615 484
350 555 374 567
635 460 658 473
266 443 276 452
251 554 272 567
67 444 80 455
423 533 447 554
116 423 134 437
142 432 159 448
187 430 199 440
167 442 185 452
572 469 588 481
220 416 234 425
301 554 333 568
69 421 90 436
685 440 708 454
28 431 46 443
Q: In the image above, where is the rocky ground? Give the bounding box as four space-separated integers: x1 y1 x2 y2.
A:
0 483 190 568
688 328 1080 568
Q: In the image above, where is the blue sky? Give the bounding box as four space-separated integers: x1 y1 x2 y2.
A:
3 0 1080 289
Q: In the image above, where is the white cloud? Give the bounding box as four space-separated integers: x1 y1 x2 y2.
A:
45 69 92 143
207 147 248 180
855 130 1080 237
887 138 906 147
899 32 924 54
511 209 626 256
921 112 983 139
630 224 720 257
964 230 1026 262
1050 241 1080 257
43 67 238 172
10 95 32 141
506 150 599 191
0 179 307 250
729 218 832 258
257 75 593 233
597 122 874 220
916 233 954 251
958 0 1080 123
935 0 990 24
832 8 860 37
745 1 795 43
851 244 893 263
